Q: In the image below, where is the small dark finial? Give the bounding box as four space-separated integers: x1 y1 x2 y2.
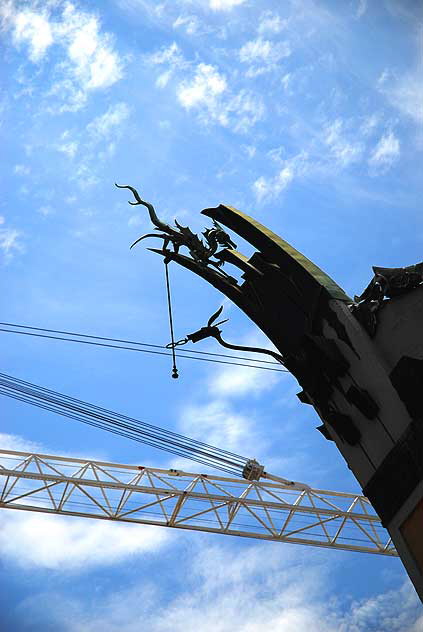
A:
172 367 179 379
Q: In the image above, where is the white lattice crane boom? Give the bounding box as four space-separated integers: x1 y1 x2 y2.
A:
0 448 396 557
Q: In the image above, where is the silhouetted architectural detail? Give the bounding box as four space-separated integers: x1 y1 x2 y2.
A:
352 263 423 336
390 356 423 420
169 305 285 365
123 188 423 602
116 183 237 280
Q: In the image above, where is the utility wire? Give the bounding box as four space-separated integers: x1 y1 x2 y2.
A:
0 372 249 476
0 322 289 373
0 321 280 364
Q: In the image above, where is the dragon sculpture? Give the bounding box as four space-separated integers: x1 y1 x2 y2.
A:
116 184 237 276
168 305 285 365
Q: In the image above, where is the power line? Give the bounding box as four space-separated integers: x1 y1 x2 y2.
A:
0 322 289 373
0 321 280 364
0 371 250 476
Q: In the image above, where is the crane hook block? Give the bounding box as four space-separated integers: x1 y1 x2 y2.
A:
242 459 265 481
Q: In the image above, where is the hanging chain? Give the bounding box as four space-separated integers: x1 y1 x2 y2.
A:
164 261 179 379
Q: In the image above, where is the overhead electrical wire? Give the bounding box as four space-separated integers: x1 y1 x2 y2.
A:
0 322 288 373
0 321 281 365
0 372 250 476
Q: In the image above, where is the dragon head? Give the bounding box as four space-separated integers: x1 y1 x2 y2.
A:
203 220 237 250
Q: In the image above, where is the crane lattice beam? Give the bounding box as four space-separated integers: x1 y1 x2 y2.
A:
0 449 397 556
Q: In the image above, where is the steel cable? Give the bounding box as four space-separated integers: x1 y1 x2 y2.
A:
0 372 245 461
0 372 248 475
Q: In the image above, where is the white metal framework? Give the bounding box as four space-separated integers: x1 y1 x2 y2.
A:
0 449 397 556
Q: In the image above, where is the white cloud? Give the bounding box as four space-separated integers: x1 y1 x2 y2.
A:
355 0 367 19
281 72 292 92
209 364 280 398
225 90 265 132
0 510 168 571
0 432 42 453
73 163 100 189
253 165 294 202
323 119 363 166
149 43 265 132
359 113 380 137
378 69 423 125
0 222 23 262
56 140 79 159
12 9 53 62
155 69 172 88
208 331 281 398
4 2 124 112
0 1 14 28
239 37 291 65
258 11 287 35
177 62 227 110
147 42 187 88
12 542 423 632
56 3 123 92
37 205 54 217
242 144 256 158
0 432 169 570
149 41 182 66
177 63 264 132
239 37 291 77
128 215 144 228
173 14 200 35
341 581 422 631
368 130 400 173
209 0 246 10
14 163 31 176
180 399 256 454
87 102 130 138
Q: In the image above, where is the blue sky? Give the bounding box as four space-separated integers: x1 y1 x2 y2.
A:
1 0 423 629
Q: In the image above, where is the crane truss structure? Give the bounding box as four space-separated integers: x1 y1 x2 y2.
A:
0 449 397 557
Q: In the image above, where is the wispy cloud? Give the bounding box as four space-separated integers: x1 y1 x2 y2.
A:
359 113 380 137
147 41 187 88
209 363 280 398
148 41 266 133
205 328 282 400
323 118 363 167
257 11 288 35
179 399 257 454
239 37 291 77
251 108 401 203
3 1 124 112
355 0 368 19
176 62 265 132
209 0 246 10
0 216 24 262
12 541 423 631
56 139 79 159
173 14 200 35
0 433 170 570
87 102 130 139
14 163 31 176
368 130 400 174
177 63 227 111
49 102 130 187
0 432 42 453
253 165 294 202
11 8 54 62
0 510 168 571
378 68 423 126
